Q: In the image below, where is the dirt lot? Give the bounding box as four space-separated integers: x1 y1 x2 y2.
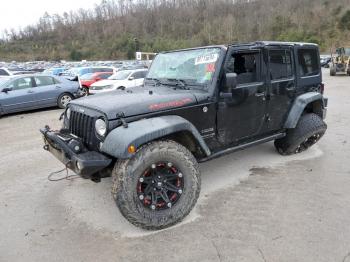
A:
1 69 350 262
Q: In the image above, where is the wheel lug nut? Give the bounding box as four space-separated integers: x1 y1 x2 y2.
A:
151 164 156 169
178 173 183 178
167 203 172 208
153 188 156 191
139 195 144 200
139 177 144 182
178 189 183 194
167 162 173 167
151 205 156 210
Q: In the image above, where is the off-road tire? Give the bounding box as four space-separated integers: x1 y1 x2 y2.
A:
111 140 201 230
274 113 327 155
57 93 73 109
330 65 336 76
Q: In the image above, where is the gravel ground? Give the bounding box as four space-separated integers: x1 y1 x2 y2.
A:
0 69 349 262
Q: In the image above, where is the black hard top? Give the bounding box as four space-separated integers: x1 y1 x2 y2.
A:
160 41 318 54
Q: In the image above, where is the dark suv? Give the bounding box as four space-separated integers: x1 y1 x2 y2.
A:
41 41 328 230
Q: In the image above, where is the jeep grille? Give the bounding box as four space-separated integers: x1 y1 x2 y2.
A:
69 110 95 146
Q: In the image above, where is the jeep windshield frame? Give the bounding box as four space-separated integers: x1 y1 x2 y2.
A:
147 47 224 90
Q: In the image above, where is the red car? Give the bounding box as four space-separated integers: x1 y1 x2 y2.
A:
80 72 113 95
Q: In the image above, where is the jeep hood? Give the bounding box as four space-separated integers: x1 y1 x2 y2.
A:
70 86 199 119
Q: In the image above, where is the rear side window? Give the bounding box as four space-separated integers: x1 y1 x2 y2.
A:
298 49 319 77
269 49 293 80
34 76 55 86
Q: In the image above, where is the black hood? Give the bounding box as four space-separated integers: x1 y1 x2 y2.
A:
70 86 200 119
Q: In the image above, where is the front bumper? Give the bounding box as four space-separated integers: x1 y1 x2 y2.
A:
40 126 112 179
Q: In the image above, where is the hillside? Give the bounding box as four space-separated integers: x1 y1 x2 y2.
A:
1 0 350 61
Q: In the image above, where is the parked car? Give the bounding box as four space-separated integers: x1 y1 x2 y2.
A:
0 68 12 77
0 75 81 116
80 72 114 95
61 67 115 80
320 55 331 68
89 69 148 94
43 67 67 76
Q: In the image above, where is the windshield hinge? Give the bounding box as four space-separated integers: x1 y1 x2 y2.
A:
116 112 128 128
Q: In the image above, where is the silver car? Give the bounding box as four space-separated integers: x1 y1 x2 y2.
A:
0 75 81 116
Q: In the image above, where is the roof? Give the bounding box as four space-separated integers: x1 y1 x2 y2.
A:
229 41 319 47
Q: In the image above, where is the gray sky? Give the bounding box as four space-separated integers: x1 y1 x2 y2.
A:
0 0 100 35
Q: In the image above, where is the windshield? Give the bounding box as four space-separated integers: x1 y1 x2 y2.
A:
80 73 94 80
147 48 221 86
108 70 131 80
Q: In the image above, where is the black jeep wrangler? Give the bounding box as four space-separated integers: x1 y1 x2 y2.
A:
41 41 328 230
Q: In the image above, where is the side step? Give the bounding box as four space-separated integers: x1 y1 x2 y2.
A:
198 132 285 163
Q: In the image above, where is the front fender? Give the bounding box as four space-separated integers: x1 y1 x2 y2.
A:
284 92 326 129
101 115 211 159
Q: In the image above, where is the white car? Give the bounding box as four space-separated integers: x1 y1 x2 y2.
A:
89 69 148 94
0 68 13 77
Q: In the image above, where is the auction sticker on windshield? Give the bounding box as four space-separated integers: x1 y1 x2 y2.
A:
195 53 219 65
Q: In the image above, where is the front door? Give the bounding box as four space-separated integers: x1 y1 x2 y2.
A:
217 48 268 145
0 77 36 113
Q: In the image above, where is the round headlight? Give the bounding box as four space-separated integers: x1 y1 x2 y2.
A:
95 118 107 137
66 107 71 120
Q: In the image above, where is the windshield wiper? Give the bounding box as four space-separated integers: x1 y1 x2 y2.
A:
145 78 161 86
165 78 190 90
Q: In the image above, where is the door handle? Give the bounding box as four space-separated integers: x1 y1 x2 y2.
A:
286 87 294 91
56 85 61 88
28 90 34 93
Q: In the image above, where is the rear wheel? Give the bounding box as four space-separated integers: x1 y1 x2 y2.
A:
57 93 73 109
274 113 327 155
112 140 201 230
330 65 336 76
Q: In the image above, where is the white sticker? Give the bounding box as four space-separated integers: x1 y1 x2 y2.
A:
195 53 219 65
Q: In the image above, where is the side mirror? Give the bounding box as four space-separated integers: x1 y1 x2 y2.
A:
128 76 134 81
226 73 237 90
220 73 237 99
2 87 12 93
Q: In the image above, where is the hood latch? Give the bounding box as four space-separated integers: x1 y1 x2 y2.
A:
116 112 128 128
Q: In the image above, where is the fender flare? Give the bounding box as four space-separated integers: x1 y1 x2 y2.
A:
284 92 326 129
101 115 211 159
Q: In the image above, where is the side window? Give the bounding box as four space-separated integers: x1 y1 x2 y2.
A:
9 77 34 90
269 49 293 80
34 76 55 87
100 73 111 79
298 48 319 77
225 51 260 85
133 71 147 79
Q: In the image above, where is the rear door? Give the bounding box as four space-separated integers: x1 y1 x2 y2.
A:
265 47 296 131
0 77 36 113
33 76 60 106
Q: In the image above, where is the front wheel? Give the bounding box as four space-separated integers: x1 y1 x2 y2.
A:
112 140 201 230
274 113 327 155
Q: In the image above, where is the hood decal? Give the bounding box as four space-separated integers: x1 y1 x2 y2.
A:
149 98 193 111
